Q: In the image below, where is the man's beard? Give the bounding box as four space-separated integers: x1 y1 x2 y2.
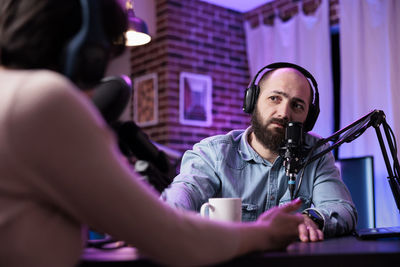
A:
251 109 287 153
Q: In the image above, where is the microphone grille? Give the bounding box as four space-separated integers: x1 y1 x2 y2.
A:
286 122 303 146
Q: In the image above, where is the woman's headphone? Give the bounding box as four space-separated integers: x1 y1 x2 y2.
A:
62 0 110 88
243 62 320 132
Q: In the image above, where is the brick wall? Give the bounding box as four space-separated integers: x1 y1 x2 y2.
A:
245 0 339 28
129 0 339 154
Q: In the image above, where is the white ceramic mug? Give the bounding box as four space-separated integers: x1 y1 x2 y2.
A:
200 198 242 222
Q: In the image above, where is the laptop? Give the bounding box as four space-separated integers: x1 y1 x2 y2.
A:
356 226 400 240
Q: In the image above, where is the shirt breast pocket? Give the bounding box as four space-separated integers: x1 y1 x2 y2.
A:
242 203 258 222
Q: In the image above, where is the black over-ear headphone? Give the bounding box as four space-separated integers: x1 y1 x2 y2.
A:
62 0 110 88
243 62 320 132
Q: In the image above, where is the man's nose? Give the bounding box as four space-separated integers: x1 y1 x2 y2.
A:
276 102 290 120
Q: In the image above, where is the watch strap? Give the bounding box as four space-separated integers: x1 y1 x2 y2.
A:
302 209 324 230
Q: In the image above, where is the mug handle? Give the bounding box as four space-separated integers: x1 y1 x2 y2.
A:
200 202 211 218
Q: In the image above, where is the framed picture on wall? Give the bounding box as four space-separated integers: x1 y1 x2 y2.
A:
179 72 212 127
134 73 158 127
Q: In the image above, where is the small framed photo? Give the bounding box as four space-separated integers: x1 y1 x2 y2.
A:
179 72 212 126
134 73 158 127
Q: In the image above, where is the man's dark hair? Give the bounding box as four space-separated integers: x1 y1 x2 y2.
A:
0 0 127 72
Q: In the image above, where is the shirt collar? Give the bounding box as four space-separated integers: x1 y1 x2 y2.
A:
238 127 267 164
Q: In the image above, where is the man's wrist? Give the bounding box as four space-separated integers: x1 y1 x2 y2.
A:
302 209 324 230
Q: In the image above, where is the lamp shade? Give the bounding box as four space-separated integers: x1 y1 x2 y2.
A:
125 3 151 46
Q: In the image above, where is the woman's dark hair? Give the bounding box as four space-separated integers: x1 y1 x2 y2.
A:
0 0 127 72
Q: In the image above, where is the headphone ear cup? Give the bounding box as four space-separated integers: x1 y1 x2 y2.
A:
62 0 109 89
304 104 319 132
243 85 259 114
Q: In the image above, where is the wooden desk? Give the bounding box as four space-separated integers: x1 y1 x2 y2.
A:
79 235 400 267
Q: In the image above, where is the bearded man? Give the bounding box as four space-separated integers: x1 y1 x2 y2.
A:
161 63 357 242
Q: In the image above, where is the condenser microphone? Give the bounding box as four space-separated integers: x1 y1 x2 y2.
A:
92 75 132 124
281 122 304 200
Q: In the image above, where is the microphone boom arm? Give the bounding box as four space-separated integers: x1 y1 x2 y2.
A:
307 110 377 164
298 110 400 212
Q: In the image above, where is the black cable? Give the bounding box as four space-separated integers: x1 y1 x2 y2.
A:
385 121 399 181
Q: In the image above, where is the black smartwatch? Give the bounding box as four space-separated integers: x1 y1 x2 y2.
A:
302 209 324 230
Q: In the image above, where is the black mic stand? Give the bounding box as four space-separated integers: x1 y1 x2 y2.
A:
295 110 400 212
284 155 303 200
281 122 304 200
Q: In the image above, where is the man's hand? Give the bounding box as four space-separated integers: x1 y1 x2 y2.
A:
298 214 324 242
256 198 304 251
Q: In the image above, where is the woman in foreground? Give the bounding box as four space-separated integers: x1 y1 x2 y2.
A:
0 0 304 266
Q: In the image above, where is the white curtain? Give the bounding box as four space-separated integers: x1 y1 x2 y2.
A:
244 0 333 138
340 0 400 227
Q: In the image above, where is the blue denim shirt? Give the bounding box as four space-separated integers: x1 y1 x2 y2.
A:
161 127 357 237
